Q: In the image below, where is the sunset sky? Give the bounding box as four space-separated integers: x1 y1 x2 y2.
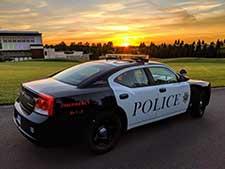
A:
1 0 225 46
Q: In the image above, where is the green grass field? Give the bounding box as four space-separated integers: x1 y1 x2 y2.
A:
162 58 225 87
0 60 77 104
0 58 225 104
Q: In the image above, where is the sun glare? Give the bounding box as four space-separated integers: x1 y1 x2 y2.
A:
111 34 141 46
119 35 130 47
121 42 130 47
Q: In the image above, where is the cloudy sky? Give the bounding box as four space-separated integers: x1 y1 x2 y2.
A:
0 0 225 46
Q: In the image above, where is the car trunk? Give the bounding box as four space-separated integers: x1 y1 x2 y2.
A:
18 86 37 115
18 78 79 114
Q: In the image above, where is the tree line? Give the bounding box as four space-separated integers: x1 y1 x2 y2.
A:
140 39 225 58
45 39 225 59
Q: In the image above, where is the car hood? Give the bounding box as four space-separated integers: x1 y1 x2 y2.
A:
188 79 210 87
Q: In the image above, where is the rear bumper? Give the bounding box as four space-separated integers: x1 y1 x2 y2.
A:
13 102 85 143
13 116 38 142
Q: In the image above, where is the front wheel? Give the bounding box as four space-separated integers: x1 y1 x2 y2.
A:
190 90 206 118
85 113 122 154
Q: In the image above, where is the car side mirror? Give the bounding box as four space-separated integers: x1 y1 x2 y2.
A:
179 69 187 76
179 69 189 81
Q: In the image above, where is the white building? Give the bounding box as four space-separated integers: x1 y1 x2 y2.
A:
0 31 44 60
44 48 90 61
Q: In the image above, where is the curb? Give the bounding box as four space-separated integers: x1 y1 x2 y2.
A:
0 105 13 108
211 87 225 91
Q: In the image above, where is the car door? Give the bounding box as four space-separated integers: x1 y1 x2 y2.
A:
147 66 191 118
108 67 160 129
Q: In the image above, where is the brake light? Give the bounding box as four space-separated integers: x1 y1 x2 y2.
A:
34 93 54 116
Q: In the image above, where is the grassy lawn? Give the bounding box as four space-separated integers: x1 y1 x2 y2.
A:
162 58 225 87
0 60 77 104
0 58 225 104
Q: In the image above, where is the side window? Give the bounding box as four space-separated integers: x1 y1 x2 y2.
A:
115 69 149 88
149 67 178 85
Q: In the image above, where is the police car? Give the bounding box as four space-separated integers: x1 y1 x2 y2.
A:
14 58 211 154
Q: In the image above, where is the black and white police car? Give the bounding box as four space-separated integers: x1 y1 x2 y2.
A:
14 58 211 154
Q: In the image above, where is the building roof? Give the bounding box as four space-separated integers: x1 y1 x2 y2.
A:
0 30 41 36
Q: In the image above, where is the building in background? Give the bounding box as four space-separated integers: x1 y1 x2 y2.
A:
44 48 90 61
0 31 44 60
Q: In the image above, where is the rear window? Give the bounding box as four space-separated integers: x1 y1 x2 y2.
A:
53 62 114 86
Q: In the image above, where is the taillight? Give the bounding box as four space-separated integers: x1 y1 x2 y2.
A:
34 93 54 116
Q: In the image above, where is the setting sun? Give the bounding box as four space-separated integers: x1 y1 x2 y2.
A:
121 42 130 47
120 35 130 47
113 35 138 46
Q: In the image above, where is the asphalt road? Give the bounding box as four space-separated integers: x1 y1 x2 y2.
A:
0 88 225 169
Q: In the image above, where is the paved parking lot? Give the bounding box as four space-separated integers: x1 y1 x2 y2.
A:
0 88 225 169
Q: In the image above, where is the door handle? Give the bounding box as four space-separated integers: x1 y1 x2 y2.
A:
159 88 167 93
119 93 129 100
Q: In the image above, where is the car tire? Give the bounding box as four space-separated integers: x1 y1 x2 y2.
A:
85 112 122 154
190 90 206 118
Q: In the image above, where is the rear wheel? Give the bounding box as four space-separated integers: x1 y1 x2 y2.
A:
191 90 206 118
86 113 122 154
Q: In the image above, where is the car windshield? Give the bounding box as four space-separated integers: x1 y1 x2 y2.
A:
53 62 114 86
